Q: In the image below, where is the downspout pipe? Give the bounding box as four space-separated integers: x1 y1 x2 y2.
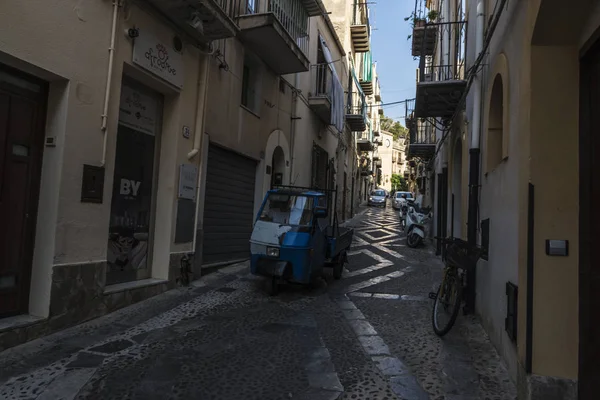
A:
190 51 211 264
100 0 120 166
188 52 211 160
465 0 485 314
289 73 299 184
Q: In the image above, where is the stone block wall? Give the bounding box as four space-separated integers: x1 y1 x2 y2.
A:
0 252 194 352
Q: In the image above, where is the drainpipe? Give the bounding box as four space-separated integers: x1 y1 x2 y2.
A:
289 73 299 184
100 0 120 166
188 53 211 160
190 50 212 262
465 0 485 314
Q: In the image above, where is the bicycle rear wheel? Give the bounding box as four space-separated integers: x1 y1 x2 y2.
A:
432 268 462 336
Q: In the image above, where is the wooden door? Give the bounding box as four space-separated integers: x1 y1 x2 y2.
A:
0 66 47 317
579 38 600 400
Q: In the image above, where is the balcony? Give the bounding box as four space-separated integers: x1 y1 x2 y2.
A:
346 90 367 132
142 0 239 42
374 78 382 102
414 21 467 118
360 167 373 177
358 52 374 95
351 0 370 53
308 64 332 124
407 118 436 159
236 0 321 74
357 132 374 152
411 20 437 57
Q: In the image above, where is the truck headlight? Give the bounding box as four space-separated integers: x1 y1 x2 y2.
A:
267 247 280 257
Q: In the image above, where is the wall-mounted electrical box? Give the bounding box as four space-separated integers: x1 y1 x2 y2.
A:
545 240 569 256
81 164 105 203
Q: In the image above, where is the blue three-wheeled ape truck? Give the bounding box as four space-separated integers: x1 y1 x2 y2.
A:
249 185 354 295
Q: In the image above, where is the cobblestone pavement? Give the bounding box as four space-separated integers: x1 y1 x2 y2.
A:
0 203 517 400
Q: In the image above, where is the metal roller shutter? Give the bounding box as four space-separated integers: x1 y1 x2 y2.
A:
202 144 257 265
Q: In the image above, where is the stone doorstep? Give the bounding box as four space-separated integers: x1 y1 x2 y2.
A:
103 278 168 295
0 314 45 334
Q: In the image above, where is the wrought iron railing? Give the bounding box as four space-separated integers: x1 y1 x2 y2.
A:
357 131 371 141
240 0 309 55
352 0 370 27
417 21 467 82
310 63 333 101
408 118 436 144
346 91 367 118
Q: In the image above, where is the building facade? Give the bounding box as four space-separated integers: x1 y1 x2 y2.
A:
411 0 600 399
375 131 394 191
0 0 381 350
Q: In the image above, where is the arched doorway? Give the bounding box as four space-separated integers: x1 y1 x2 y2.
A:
270 146 285 188
451 137 462 238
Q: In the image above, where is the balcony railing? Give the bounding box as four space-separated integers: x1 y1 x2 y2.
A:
142 0 241 41
236 0 312 73
346 90 367 132
407 117 436 159
356 129 374 152
267 0 309 54
308 63 333 123
414 21 467 118
310 63 332 100
241 0 309 54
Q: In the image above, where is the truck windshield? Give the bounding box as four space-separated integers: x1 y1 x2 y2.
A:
259 194 314 226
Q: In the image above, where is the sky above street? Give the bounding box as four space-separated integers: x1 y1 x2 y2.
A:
371 0 418 125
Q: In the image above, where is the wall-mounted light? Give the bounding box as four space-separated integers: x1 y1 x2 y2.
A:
188 12 204 35
126 27 139 38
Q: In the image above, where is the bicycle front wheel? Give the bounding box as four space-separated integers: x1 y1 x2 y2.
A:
432 268 462 336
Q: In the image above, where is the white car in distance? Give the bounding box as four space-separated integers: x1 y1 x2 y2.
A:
392 191 414 210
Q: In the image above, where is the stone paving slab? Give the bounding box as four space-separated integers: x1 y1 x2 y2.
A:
0 205 517 400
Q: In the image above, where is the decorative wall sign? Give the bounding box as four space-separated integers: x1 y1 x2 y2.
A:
133 30 184 88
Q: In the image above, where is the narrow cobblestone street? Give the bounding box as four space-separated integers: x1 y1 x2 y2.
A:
0 205 517 400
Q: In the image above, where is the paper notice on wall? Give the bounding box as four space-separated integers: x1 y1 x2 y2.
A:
118 85 158 136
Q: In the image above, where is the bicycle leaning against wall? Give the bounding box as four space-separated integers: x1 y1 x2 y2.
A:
429 237 485 336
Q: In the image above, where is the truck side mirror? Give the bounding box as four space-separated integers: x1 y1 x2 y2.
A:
314 207 328 218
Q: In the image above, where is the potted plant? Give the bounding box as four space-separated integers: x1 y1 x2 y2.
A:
427 10 439 22
404 12 427 31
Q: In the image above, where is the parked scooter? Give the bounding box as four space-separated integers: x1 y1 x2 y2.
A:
405 200 432 248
